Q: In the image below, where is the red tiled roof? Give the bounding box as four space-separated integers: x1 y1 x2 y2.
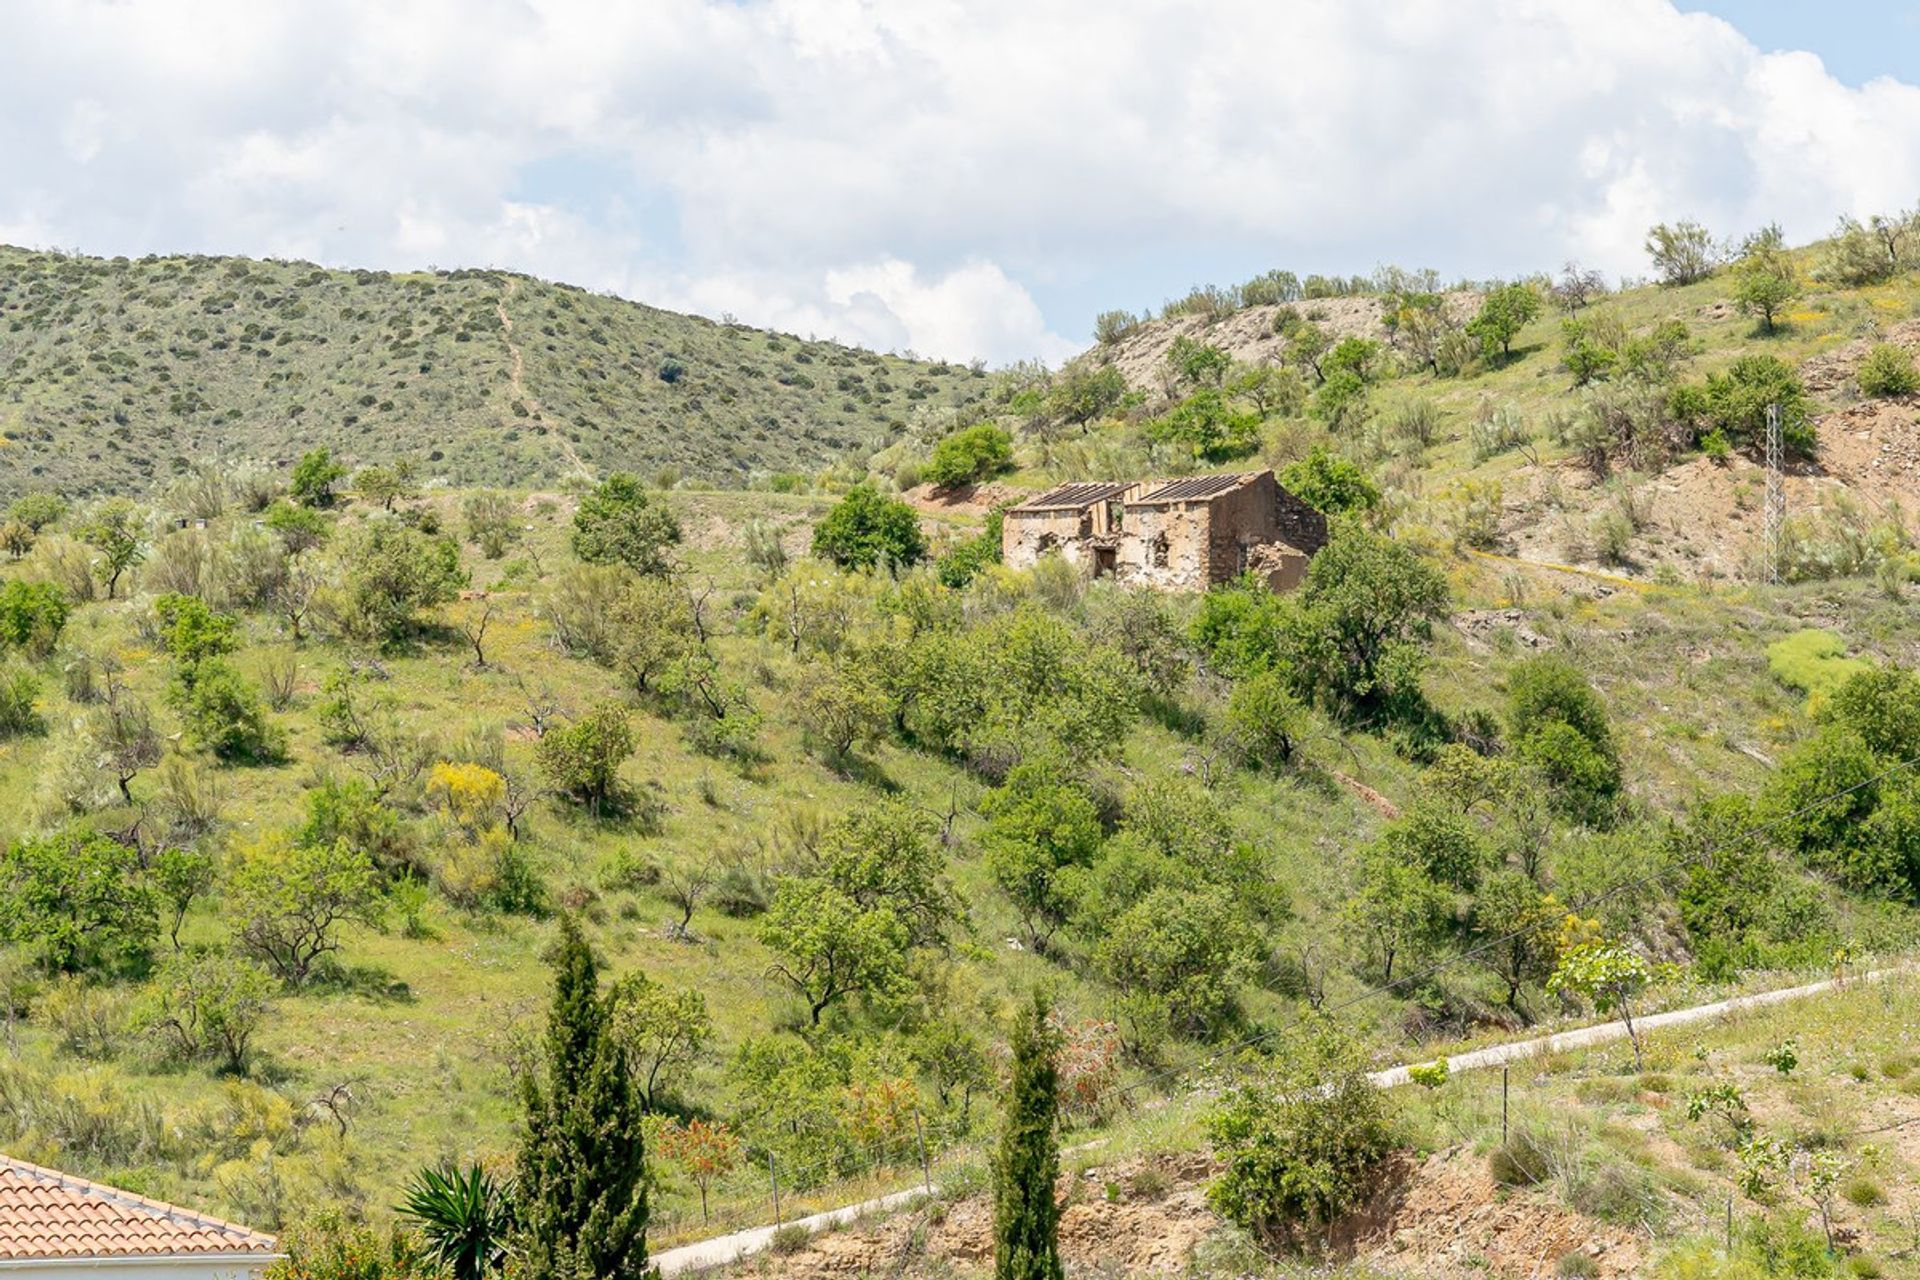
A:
0 1156 280 1261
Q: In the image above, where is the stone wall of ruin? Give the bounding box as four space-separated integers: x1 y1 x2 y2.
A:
1002 508 1096 571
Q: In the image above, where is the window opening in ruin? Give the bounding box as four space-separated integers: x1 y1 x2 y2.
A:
1149 532 1169 568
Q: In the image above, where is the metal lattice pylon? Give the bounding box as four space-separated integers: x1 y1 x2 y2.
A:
1763 401 1785 585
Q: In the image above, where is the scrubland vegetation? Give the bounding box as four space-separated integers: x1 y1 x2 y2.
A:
3 209 1920 1280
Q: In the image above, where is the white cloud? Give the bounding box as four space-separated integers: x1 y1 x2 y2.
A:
2 0 1919 362
663 258 1076 365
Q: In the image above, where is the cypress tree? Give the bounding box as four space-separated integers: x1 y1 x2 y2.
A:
993 990 1063 1280
516 916 649 1280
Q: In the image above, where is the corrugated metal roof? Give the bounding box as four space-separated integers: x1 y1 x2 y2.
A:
1006 481 1132 513
1131 473 1262 505
0 1156 280 1261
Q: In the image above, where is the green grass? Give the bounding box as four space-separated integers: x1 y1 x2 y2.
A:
3 483 1917 1241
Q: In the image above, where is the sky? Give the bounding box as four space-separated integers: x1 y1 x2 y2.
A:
3 1 1919 367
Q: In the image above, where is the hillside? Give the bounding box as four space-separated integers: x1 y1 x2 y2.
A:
4 223 1920 1280
0 246 988 499
987 235 1920 587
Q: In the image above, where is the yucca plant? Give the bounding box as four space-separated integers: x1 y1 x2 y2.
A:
397 1163 515 1280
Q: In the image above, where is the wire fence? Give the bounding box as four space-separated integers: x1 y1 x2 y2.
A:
645 751 1920 1251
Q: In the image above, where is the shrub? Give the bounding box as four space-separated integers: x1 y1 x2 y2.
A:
1695 355 1814 453
769 1225 811 1255
267 1214 442 1280
1556 1251 1600 1279
537 705 636 815
1507 657 1621 823
0 827 157 974
0 580 69 654
336 521 467 646
0 664 43 738
811 484 926 570
170 659 285 763
1092 310 1139 345
1488 1126 1552 1186
1857 343 1920 398
935 511 1004 588
1206 1021 1396 1247
38 977 137 1060
923 424 1013 489
571 473 682 575
138 950 277 1074
153 593 239 664
1278 445 1379 514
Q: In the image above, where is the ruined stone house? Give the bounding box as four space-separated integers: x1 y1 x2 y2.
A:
1000 470 1328 592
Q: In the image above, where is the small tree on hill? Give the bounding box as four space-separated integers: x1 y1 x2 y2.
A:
1732 228 1800 334
1549 941 1652 1067
994 990 1063 1280
608 972 712 1112
9 492 67 533
571 473 681 575
516 916 649 1280
1646 220 1719 286
0 521 33 559
655 1119 739 1224
1466 283 1542 363
812 484 926 571
77 499 145 599
230 833 383 985
138 949 277 1074
290 447 349 509
1278 445 1380 515
0 826 157 975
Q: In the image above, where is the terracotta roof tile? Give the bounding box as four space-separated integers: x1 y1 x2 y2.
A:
0 1155 280 1261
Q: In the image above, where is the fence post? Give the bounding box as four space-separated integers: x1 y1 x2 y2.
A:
915 1110 933 1195
1725 1193 1733 1252
769 1153 781 1227
1501 1065 1510 1145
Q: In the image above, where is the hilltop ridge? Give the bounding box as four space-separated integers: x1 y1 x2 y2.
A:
0 246 988 499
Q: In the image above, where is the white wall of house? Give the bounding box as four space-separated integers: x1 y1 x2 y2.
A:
0 1254 279 1280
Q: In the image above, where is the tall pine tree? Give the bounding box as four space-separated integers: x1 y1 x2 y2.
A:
516 916 649 1280
993 990 1063 1280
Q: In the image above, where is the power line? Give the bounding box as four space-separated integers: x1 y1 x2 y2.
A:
1102 746 1920 1102
682 748 1920 1208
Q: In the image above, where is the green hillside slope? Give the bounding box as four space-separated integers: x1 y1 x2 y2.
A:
0 246 987 499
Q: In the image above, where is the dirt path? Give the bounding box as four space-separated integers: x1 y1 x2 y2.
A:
653 964 1903 1277
497 277 587 480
